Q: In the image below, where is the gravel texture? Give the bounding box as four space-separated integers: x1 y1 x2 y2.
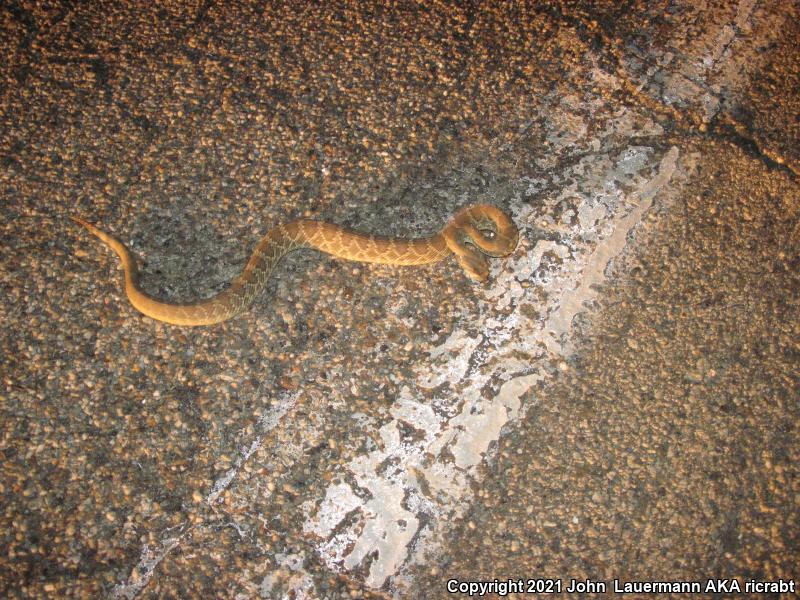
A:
1 1 797 598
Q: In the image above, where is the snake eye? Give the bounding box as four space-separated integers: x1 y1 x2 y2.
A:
478 228 496 240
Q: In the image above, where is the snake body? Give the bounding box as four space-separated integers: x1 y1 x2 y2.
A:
71 205 518 326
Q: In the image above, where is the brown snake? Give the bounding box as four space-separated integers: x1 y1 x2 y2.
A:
71 205 518 326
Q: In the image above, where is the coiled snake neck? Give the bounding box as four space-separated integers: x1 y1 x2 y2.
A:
71 205 518 326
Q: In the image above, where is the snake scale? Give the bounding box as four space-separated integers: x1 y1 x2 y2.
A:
71 205 518 326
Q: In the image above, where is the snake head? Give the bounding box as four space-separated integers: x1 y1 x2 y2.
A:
464 205 519 257
444 205 518 281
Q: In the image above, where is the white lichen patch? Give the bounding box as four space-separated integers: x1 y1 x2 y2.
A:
303 483 362 539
